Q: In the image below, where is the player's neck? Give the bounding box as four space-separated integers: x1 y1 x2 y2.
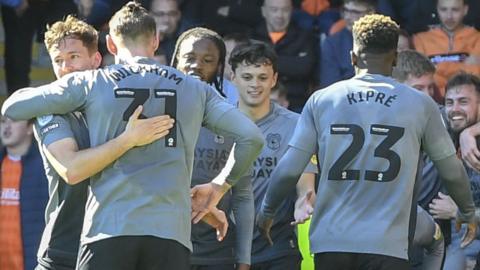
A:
239 100 271 122
356 66 392 77
115 47 154 62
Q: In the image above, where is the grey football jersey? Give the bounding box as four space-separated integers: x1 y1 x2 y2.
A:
34 112 89 268
288 74 455 259
2 57 263 250
252 102 317 263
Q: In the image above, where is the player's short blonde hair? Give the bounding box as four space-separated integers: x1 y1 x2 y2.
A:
393 50 436 82
352 14 399 54
44 15 98 54
108 1 156 45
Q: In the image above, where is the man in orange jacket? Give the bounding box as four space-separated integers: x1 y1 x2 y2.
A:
413 0 480 99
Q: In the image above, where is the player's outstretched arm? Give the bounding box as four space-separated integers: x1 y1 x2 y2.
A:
459 122 480 172
257 146 312 243
192 107 264 222
293 172 316 225
434 155 477 247
231 175 255 267
43 106 173 185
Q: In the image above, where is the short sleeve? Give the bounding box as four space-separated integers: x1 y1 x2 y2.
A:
34 114 75 147
289 97 319 154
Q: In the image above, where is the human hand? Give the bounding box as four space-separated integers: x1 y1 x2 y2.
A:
201 207 228 241
256 212 273 246
124 105 174 147
292 190 315 225
191 182 231 223
459 127 480 172
429 192 458 220
455 216 478 248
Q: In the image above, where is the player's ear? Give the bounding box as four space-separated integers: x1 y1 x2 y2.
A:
272 72 278 88
152 32 159 52
106 34 118 56
93 51 103 69
350 50 357 67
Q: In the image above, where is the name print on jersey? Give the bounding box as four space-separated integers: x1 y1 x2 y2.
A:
346 90 397 107
252 157 278 178
107 64 183 85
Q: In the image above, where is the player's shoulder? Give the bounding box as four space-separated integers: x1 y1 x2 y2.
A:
272 102 300 123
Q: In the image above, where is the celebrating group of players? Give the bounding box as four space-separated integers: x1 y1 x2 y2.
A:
1 1 478 270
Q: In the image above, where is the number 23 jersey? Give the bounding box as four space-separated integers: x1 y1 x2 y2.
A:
290 74 455 259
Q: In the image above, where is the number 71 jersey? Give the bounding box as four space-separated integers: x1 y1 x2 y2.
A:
290 74 455 260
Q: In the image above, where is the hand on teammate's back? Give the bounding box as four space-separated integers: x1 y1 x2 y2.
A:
292 190 315 225
123 105 174 147
201 207 229 241
429 192 458 220
191 182 231 223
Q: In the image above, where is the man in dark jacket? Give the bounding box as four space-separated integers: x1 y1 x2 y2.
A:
251 0 317 112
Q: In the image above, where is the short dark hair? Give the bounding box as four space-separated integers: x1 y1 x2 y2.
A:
445 72 480 96
393 50 435 82
109 1 156 45
229 40 278 74
352 14 399 54
171 27 226 94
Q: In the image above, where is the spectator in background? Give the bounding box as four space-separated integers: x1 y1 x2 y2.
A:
413 0 480 99
252 0 317 112
290 0 341 36
0 117 48 270
397 29 412 52
1 0 77 94
150 0 194 65
378 0 480 34
182 0 263 36
319 0 375 88
431 72 480 270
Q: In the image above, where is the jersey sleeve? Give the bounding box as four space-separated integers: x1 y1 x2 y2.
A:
289 96 319 154
34 114 75 147
2 71 92 121
421 98 456 161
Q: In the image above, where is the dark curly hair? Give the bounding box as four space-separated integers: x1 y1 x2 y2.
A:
352 14 399 54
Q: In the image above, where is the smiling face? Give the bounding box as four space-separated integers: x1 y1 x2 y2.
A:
49 37 101 79
445 84 480 133
176 37 221 83
232 61 277 108
437 0 468 32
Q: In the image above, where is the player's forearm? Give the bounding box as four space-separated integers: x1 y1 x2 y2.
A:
434 155 476 222
262 147 312 218
296 173 316 199
232 176 254 264
213 110 264 186
59 134 133 184
2 86 78 120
